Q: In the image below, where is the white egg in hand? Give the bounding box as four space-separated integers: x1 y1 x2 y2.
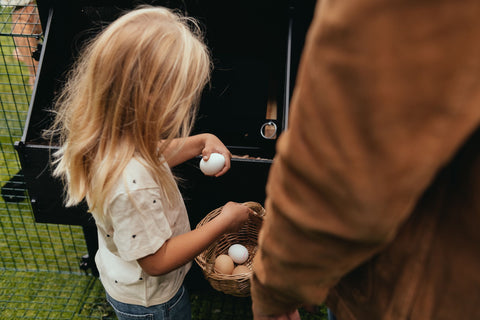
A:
199 153 225 176
228 244 249 264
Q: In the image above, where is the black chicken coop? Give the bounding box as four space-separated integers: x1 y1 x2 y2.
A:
15 0 315 280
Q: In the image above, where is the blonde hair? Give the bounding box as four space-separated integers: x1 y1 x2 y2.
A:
47 6 211 217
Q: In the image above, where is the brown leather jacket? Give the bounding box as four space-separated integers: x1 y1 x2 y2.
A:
251 0 480 319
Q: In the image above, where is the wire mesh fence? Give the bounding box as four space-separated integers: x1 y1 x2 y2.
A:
0 0 92 278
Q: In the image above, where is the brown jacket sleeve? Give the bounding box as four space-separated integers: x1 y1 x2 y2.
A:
251 0 480 316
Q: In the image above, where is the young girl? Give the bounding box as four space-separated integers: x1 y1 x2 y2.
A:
47 6 252 320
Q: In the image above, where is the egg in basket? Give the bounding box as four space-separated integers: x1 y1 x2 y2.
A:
194 201 265 297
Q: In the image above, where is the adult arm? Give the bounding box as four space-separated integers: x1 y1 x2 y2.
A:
252 0 480 316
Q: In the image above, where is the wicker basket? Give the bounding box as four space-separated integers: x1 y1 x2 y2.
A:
194 201 265 297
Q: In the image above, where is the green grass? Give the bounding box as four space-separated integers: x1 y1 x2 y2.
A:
0 270 115 319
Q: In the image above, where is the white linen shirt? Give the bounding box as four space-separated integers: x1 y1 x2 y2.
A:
93 157 191 307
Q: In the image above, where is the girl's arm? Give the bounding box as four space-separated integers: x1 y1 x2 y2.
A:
137 202 252 276
161 133 232 176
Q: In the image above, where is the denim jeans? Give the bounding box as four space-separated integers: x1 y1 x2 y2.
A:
106 285 191 320
327 308 337 320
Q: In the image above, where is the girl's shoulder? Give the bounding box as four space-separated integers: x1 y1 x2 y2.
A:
110 157 159 199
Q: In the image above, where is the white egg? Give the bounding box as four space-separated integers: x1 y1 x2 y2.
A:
199 153 225 176
228 244 249 264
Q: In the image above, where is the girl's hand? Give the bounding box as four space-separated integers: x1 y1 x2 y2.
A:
201 134 232 177
218 202 253 234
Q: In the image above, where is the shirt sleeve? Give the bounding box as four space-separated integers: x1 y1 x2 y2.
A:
251 0 480 316
108 188 173 262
